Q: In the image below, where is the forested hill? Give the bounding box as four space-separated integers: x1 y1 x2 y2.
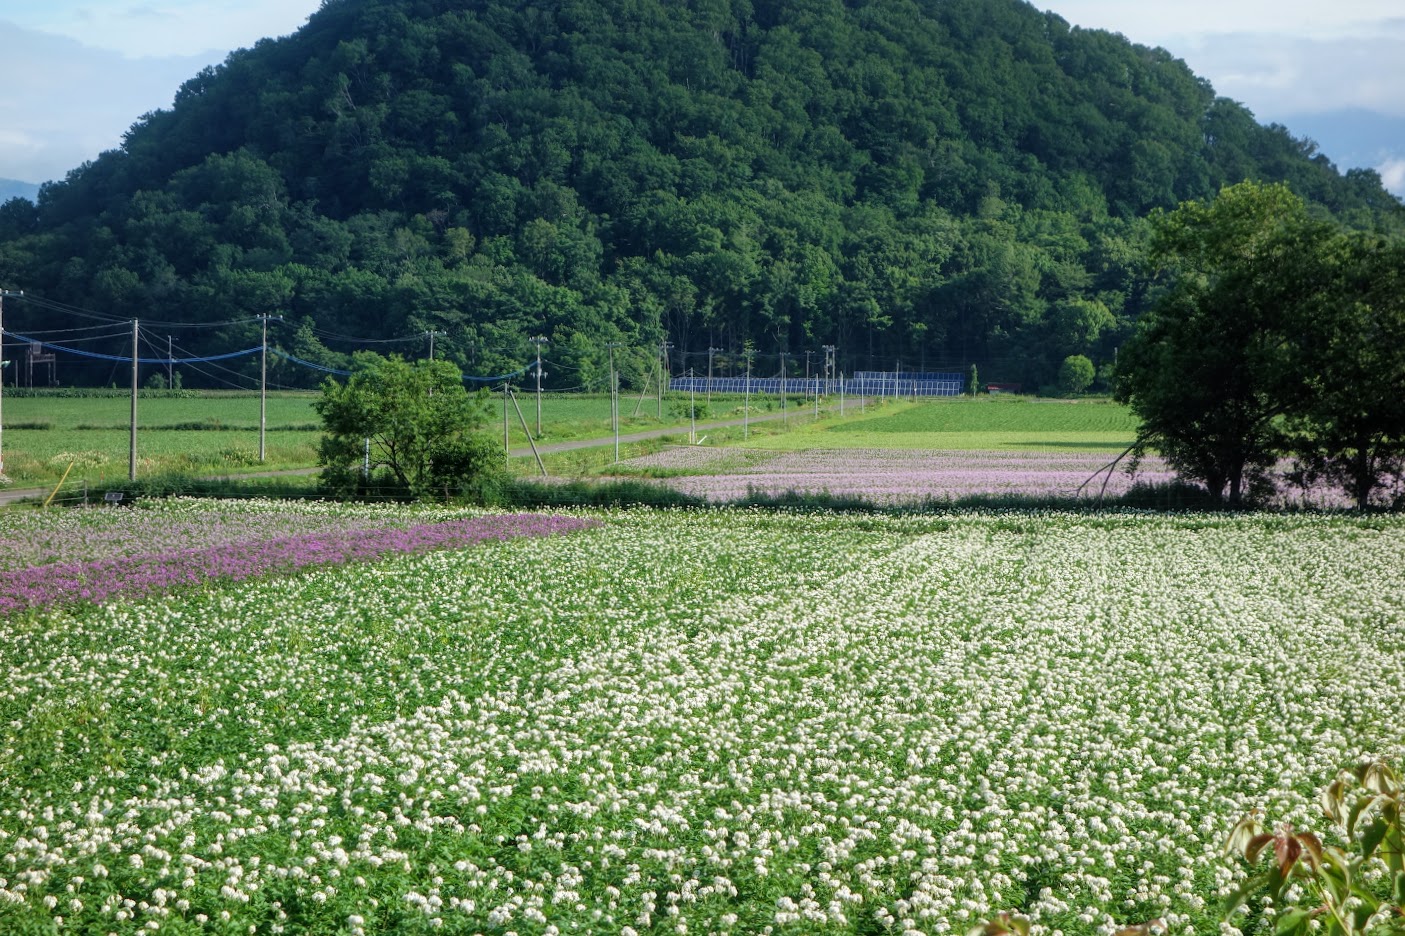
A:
1 0 1401 390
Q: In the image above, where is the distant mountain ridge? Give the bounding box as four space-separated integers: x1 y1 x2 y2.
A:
0 0 1400 391
0 179 39 203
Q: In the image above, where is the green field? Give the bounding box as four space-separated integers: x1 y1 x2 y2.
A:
1 392 1144 487
747 396 1140 452
2 501 1402 934
0 391 756 486
0 393 324 485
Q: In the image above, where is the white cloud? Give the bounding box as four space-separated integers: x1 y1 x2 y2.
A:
1176 32 1405 119
0 21 218 183
1378 159 1405 198
3 0 321 59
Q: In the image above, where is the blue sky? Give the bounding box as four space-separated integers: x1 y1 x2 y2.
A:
1 0 1402 198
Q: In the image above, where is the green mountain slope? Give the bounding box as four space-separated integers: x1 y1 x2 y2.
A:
0 0 1399 389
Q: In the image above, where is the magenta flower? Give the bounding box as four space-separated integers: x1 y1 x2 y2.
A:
0 513 598 614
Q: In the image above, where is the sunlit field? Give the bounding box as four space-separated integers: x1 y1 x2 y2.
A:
0 392 760 486
3 500 1402 934
0 394 323 485
612 446 1173 504
754 397 1139 452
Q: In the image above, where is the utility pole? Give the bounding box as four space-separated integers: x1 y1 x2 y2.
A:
257 314 282 462
657 341 673 420
0 289 21 478
689 368 697 443
780 350 788 425
530 335 548 438
426 329 447 361
707 346 721 405
130 319 139 481
743 347 754 441
167 335 174 389
606 341 622 463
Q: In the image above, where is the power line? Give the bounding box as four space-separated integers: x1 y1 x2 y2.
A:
3 330 262 365
12 293 259 330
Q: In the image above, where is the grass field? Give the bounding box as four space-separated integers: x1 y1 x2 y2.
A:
751 396 1140 452
2 500 1402 934
0 393 324 485
0 391 757 486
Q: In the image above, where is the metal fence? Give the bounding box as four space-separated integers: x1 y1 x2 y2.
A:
669 374 965 397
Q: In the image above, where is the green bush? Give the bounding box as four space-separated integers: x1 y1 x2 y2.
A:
1057 354 1096 395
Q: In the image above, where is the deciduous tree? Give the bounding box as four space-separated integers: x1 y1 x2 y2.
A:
1115 182 1313 505
314 354 503 500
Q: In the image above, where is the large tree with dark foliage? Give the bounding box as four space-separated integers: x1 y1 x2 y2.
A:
1281 234 1405 508
1116 183 1315 505
0 0 1400 391
1118 182 1405 508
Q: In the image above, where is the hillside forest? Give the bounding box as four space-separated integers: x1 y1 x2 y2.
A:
0 0 1400 392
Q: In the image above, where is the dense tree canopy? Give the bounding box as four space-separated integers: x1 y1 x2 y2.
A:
0 0 1400 391
1117 182 1405 508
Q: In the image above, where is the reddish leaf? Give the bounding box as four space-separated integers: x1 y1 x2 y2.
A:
1246 832 1276 864
1273 827 1302 876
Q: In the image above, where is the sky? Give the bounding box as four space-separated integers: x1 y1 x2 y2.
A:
0 0 1402 198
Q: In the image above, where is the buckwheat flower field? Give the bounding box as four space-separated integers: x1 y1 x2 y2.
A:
3 502 1404 935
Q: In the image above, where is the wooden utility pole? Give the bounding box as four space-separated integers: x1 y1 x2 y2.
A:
0 289 21 477
707 346 721 405
257 314 282 462
780 350 788 425
657 341 673 420
130 319 139 481
530 335 548 437
606 341 622 463
743 348 754 441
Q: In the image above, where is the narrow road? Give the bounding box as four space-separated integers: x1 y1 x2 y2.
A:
508 401 854 457
0 400 868 506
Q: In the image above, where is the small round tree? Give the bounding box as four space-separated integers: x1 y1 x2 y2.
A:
1056 354 1095 396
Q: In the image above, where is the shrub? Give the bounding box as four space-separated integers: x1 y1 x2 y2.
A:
1057 354 1095 395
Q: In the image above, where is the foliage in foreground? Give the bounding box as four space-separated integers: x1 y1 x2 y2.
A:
1225 761 1405 935
971 761 1405 936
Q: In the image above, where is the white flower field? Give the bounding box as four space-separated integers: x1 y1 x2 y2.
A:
2 502 1404 934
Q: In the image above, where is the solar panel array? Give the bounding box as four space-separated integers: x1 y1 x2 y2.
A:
669 372 965 397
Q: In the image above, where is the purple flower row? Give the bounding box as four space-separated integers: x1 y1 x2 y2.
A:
0 509 410 572
0 514 598 614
